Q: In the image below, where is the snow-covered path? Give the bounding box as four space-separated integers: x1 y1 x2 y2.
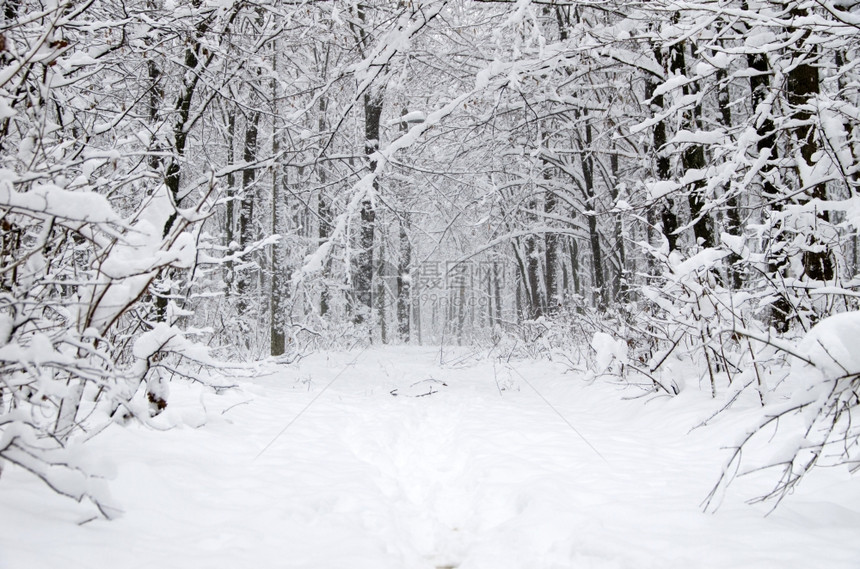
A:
3 347 860 568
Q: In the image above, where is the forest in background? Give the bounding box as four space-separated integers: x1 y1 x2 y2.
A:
1 0 859 516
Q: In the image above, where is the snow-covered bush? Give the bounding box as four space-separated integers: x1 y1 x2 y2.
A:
706 311 860 508
0 0 230 517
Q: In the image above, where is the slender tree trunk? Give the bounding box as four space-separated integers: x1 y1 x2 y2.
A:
317 97 333 317
354 92 382 325
163 18 211 235
270 56 287 356
568 237 581 300
413 274 422 345
397 216 411 342
786 13 832 283
746 42 792 330
645 53 678 254
716 61 743 290
511 240 529 321
580 115 606 310
671 41 713 249
376 231 387 343
225 111 236 291
544 162 559 313
155 14 214 321
524 223 543 318
608 146 627 303
270 170 287 355
493 261 503 325
236 111 260 315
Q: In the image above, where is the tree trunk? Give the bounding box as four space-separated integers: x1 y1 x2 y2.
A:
671 41 713 249
646 53 678 254
567 237 581 300
511 240 529 321
397 217 411 342
525 226 543 318
270 58 287 356
544 162 559 313
716 61 743 290
581 117 606 310
225 111 236 291
786 16 833 283
376 232 387 343
608 145 627 303
317 97 333 317
354 92 382 325
236 111 260 315
746 45 792 330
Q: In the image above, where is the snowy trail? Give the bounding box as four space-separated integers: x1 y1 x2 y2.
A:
2 347 860 569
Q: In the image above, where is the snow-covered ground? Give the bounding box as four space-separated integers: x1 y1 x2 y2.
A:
2 347 859 568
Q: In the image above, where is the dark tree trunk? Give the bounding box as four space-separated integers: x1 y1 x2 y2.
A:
225 111 236 290
163 22 210 236
354 92 382 325
155 15 214 321
670 41 713 249
645 61 677 254
544 163 559 313
376 234 387 343
609 145 627 302
270 133 286 356
316 97 333 317
567 237 581 300
397 217 411 342
746 47 792 330
582 118 606 310
511 240 529 321
786 17 833 283
236 111 260 314
716 63 743 290
270 57 287 357
524 225 543 318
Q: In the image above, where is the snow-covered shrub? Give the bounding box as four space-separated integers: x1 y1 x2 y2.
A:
633 239 755 397
705 311 860 509
0 175 225 516
638 228 859 503
487 305 618 364
589 332 628 379
0 0 229 517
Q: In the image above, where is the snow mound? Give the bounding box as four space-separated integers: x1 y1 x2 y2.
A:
797 311 860 378
591 332 628 375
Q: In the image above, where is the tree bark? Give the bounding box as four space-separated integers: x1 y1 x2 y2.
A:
236 111 260 315
609 145 627 303
354 92 382 325
670 41 713 249
786 15 832 283
270 57 287 356
746 45 792 330
397 216 411 342
543 162 559 313
316 96 333 317
581 115 606 310
645 63 678 255
716 61 743 290
225 111 236 291
524 224 543 318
